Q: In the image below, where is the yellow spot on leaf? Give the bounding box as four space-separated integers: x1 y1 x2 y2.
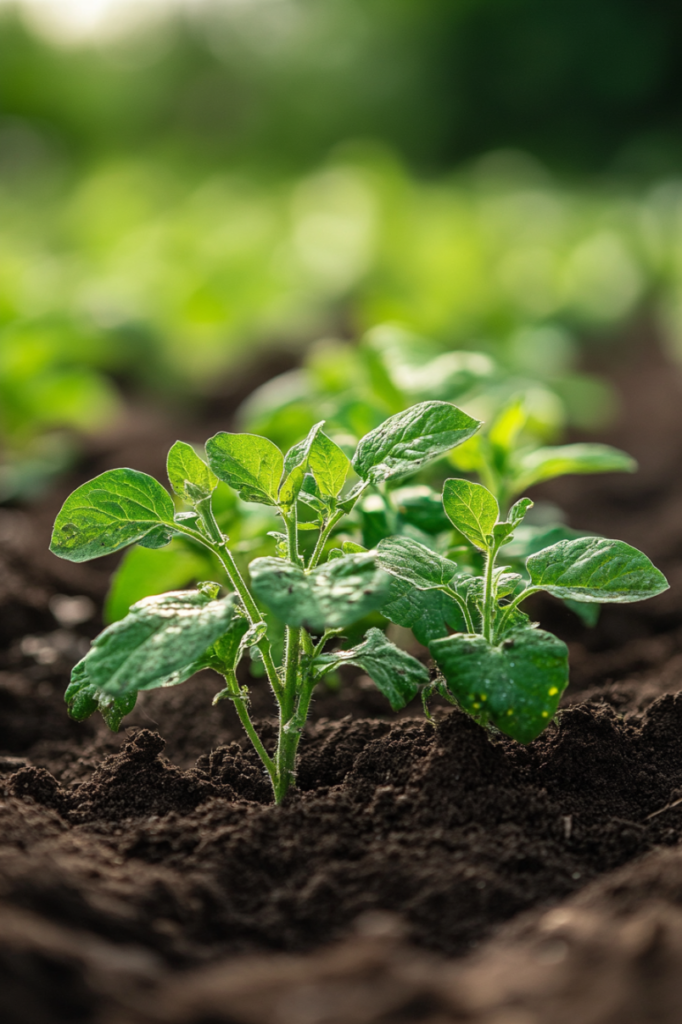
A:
541 711 549 718
548 687 558 696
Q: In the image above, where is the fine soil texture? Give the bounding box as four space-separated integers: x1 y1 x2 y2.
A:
4 329 682 1024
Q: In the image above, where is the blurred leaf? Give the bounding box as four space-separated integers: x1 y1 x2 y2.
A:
511 443 637 494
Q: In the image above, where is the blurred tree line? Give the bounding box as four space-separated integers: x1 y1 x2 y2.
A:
2 0 682 176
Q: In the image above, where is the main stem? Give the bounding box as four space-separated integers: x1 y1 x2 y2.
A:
186 498 326 804
274 624 302 803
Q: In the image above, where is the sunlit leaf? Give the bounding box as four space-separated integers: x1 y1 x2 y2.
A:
50 468 176 562
167 440 218 502
527 536 669 603
279 421 324 506
206 432 284 505
352 401 481 483
442 478 499 551
308 431 350 498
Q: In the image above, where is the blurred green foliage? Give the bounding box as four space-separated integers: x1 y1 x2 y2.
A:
3 1 682 173
4 0 682 499
5 143 682 498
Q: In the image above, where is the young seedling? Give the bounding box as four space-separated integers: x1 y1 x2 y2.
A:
50 401 482 803
376 478 668 741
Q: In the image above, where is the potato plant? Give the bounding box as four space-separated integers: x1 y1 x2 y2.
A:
50 401 668 803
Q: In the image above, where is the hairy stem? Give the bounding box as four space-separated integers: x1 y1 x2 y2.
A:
308 509 343 569
274 666 316 804
219 670 277 785
444 587 476 634
284 505 301 567
274 622 303 803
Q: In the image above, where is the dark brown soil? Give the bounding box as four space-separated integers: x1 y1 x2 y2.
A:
3 329 682 1023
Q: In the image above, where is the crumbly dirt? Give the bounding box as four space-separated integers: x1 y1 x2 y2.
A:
3 329 682 1023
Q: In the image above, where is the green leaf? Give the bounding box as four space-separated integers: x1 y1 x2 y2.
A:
338 479 369 514
104 538 216 623
50 468 176 563
508 497 533 527
381 579 465 646
82 589 237 697
205 432 284 505
203 611 250 674
167 441 218 502
249 553 391 632
375 536 458 590
298 473 329 515
279 421 325 506
430 628 569 743
492 500 532 545
527 536 669 603
511 443 637 494
318 628 428 710
65 661 137 732
308 431 351 498
352 401 481 483
442 478 499 551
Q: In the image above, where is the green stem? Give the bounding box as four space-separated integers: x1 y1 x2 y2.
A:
313 627 344 657
219 670 277 786
284 505 301 567
308 481 369 571
308 509 343 569
444 587 476 634
274 665 316 804
274 621 302 803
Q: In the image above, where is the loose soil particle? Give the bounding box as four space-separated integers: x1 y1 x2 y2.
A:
3 330 682 1023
